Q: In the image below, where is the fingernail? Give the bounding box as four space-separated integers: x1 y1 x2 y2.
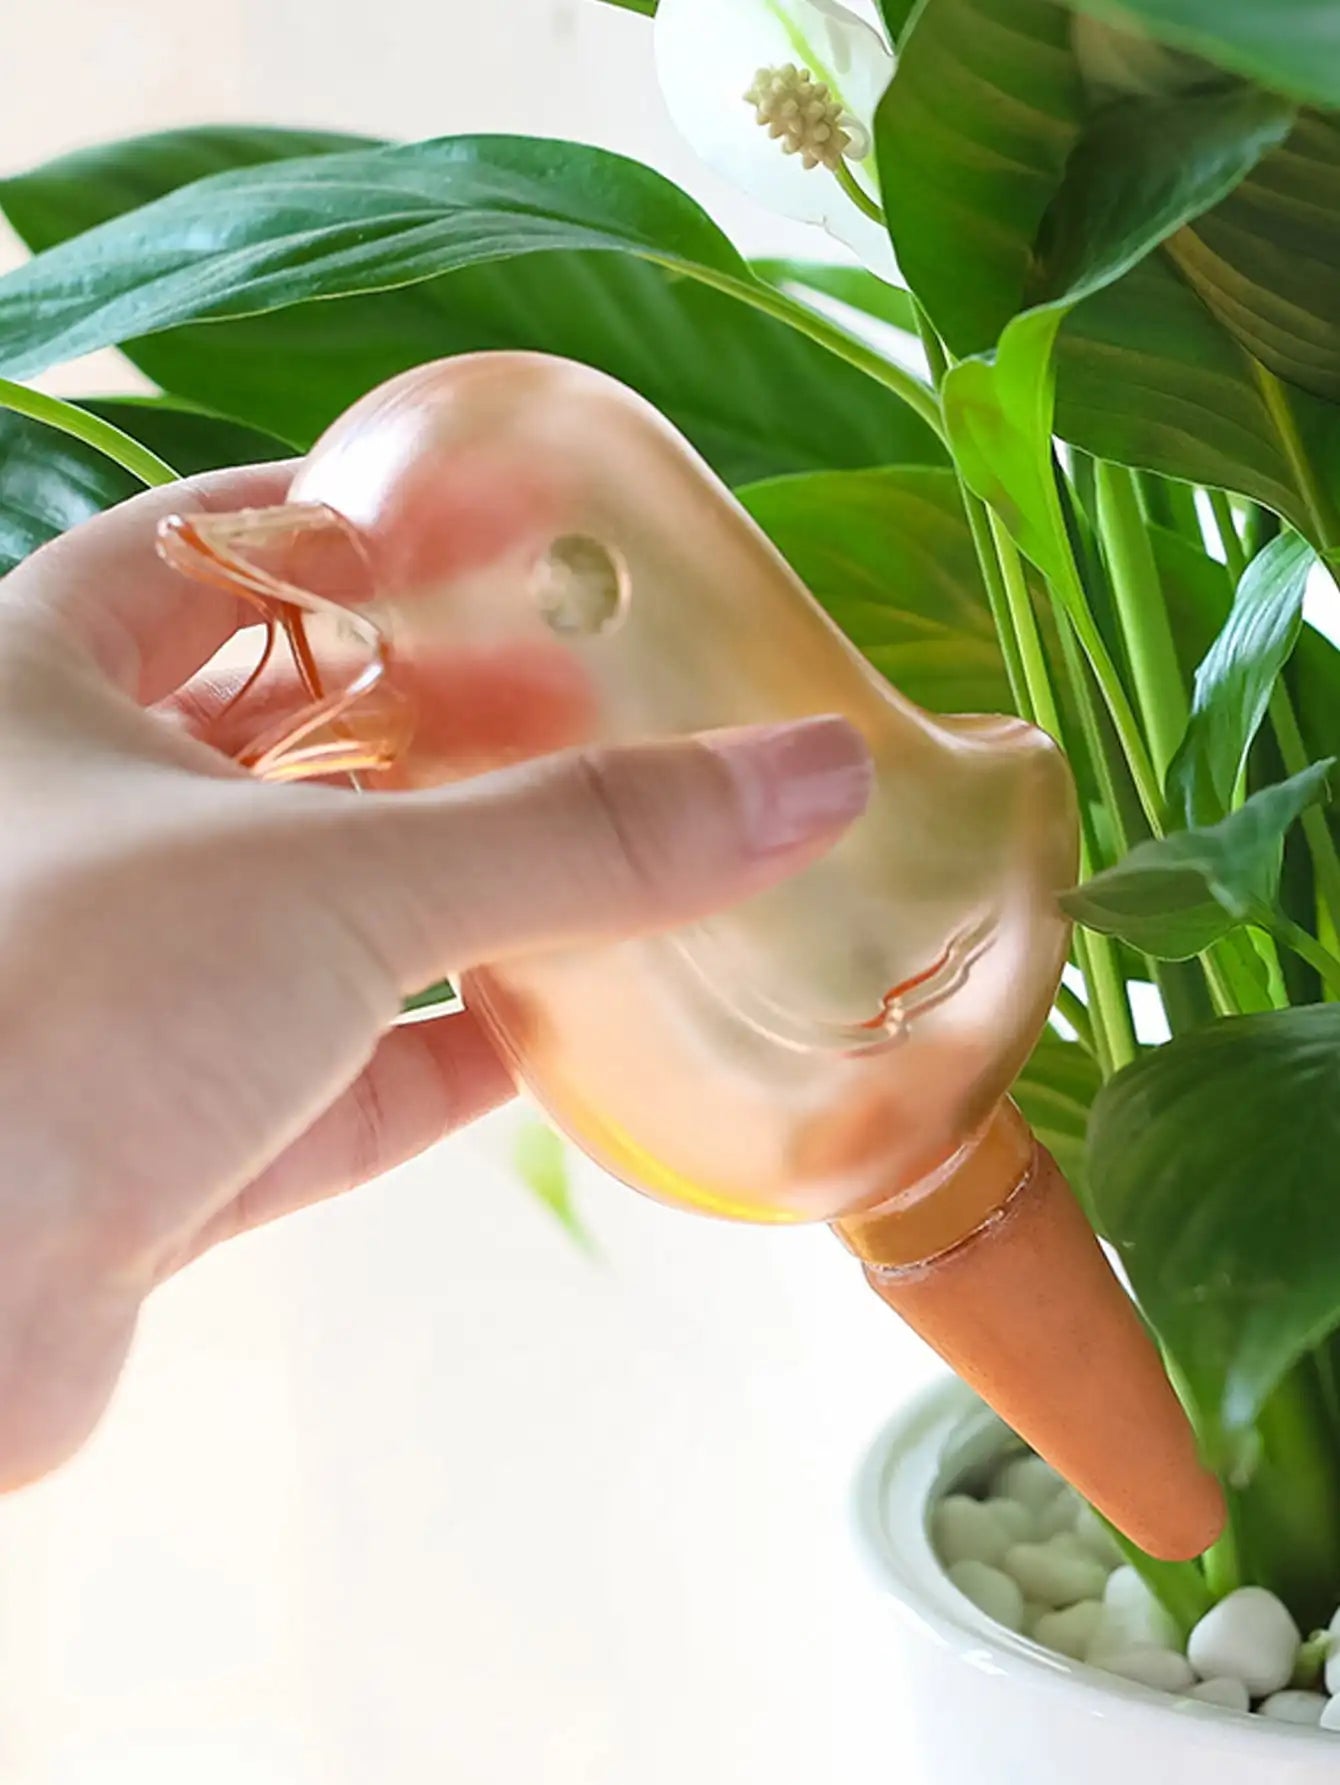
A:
707 716 873 855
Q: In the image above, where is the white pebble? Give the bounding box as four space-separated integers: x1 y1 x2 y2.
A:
1188 1588 1300 1697
1189 1676 1250 1712
947 1559 1025 1631
1073 1503 1123 1569
1260 1691 1326 1726
994 1454 1064 1512
1086 1566 1180 1659
1035 1486 1083 1540
1325 1606 1340 1697
986 1497 1034 1543
1320 1695 1340 1732
933 1495 1010 1568
1096 1645 1197 1692
1032 1599 1104 1660
1003 1538 1109 1608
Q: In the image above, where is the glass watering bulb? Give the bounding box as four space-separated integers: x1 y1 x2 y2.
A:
159 352 1224 1560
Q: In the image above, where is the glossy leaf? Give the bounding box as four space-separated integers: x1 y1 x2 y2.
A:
0 136 755 381
0 400 286 575
1088 1004 1340 1443
942 82 1290 579
1167 111 1340 405
737 467 1011 714
877 0 919 43
1168 533 1316 824
0 125 379 247
1062 761 1335 957
1013 1027 1102 1194
875 0 1084 357
0 131 943 484
1056 255 1340 541
1063 0 1340 110
751 258 919 335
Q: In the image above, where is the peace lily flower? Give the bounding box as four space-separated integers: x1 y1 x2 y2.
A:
655 0 897 279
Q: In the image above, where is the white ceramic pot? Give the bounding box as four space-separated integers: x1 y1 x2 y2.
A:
853 1378 1335 1783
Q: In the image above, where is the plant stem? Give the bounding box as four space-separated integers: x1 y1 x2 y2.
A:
1207 489 1246 582
1269 913 1340 996
1105 1524 1213 1639
1270 683 1340 947
704 268 944 438
989 514 1062 739
1095 462 1189 782
1052 982 1096 1056
0 377 178 486
831 157 885 225
1135 471 1201 542
1050 509 1167 835
913 311 1034 718
1252 363 1340 557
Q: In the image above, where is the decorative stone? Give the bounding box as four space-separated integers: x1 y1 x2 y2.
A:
1187 1588 1301 1698
1259 1690 1326 1726
1096 1645 1197 1692
1188 1676 1250 1711
994 1454 1064 1512
932 1495 1010 1569
947 1559 1026 1632
1087 1565 1180 1659
1032 1599 1104 1661
1003 1538 1109 1609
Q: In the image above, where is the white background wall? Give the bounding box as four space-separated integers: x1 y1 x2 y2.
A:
0 4 943 1782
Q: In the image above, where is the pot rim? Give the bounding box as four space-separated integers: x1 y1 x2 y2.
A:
851 1375 1331 1753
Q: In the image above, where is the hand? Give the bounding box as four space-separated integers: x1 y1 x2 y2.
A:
0 463 871 1488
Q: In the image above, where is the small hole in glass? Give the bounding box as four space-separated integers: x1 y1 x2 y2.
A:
532 534 628 638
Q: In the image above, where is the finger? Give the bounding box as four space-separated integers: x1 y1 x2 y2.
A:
289 715 874 995
160 637 597 772
175 1009 513 1265
4 462 297 704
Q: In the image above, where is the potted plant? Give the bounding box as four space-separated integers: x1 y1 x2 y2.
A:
0 0 1338 1770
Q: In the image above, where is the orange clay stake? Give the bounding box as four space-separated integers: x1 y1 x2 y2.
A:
157 351 1225 1560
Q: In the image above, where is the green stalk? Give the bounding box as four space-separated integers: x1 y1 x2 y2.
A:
1049 510 1167 834
1105 1523 1213 1638
1052 982 1096 1056
0 377 178 486
831 157 885 226
1135 471 1201 542
1270 913 1340 996
1094 462 1189 782
1271 686 1340 951
1207 489 1246 582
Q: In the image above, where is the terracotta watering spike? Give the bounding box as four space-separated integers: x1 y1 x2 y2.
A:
156 351 1225 1561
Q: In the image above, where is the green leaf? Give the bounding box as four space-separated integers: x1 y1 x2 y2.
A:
1056 254 1340 540
942 83 1290 580
1062 760 1335 956
0 399 286 575
1166 111 1340 406
0 125 380 247
0 131 943 485
0 135 757 382
1168 532 1316 824
513 1121 593 1251
1012 1027 1102 1193
1087 1003 1340 1444
1033 85 1296 305
875 0 1085 356
750 259 919 336
736 467 1011 714
595 0 656 11
1063 0 1340 110
877 0 920 44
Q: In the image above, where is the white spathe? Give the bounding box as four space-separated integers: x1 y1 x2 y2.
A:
654 0 897 276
